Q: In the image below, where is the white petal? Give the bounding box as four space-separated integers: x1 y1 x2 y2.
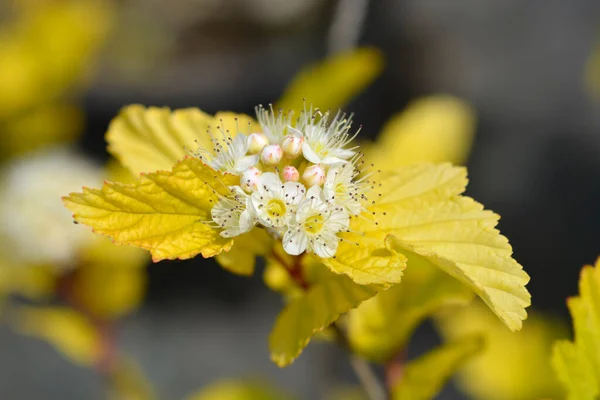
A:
232 134 249 154
331 148 355 159
239 209 256 233
282 181 306 205
288 126 304 137
302 141 322 164
235 154 259 172
327 209 350 232
312 231 339 258
306 185 323 201
257 172 281 193
283 229 308 255
320 156 348 165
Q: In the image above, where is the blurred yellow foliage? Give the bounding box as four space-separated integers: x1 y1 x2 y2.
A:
276 47 384 115
552 258 600 400
0 0 113 118
15 306 102 366
437 302 567 400
187 379 294 400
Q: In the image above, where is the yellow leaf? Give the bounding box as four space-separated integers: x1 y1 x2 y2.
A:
586 39 600 99
323 235 407 285
0 260 55 299
15 306 101 366
216 229 272 276
109 356 156 400
269 274 381 367
0 0 113 118
0 103 83 159
391 336 484 400
106 105 259 176
63 157 238 262
276 47 384 115
187 379 293 400
552 341 597 400
329 164 530 331
551 259 600 399
369 96 476 168
348 257 473 363
436 303 567 400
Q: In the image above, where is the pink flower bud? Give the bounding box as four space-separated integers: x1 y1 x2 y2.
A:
261 144 283 165
247 133 268 154
302 164 326 187
281 135 303 158
282 166 300 182
241 167 262 192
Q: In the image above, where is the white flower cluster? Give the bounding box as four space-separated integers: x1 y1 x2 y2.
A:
197 105 369 258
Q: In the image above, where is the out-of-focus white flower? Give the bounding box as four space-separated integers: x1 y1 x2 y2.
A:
0 147 102 268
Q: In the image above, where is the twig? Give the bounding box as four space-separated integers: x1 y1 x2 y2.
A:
332 323 387 400
327 0 371 54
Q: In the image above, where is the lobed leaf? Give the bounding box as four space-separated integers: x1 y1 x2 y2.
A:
63 157 237 262
327 164 530 331
106 105 258 176
269 274 381 367
551 259 600 399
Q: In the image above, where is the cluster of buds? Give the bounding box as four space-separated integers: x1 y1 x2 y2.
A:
195 105 369 258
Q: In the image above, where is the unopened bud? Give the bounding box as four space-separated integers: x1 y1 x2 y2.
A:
282 166 300 182
241 167 262 192
247 133 268 154
302 164 326 187
281 135 303 158
261 144 283 165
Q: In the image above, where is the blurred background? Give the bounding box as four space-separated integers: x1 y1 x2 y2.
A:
0 0 599 398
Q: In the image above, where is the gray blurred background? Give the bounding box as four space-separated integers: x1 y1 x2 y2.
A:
1 0 600 398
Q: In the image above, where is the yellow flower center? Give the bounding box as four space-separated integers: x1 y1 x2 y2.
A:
267 199 286 218
304 214 325 234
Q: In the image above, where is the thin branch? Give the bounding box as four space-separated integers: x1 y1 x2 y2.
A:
327 0 371 54
332 323 387 400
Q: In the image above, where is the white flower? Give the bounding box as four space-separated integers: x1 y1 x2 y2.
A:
255 104 292 143
251 172 305 232
283 186 350 258
0 147 101 268
211 186 256 238
290 108 358 165
323 162 366 216
196 133 259 173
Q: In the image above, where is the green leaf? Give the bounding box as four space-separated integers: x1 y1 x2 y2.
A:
551 259 600 399
348 257 473 363
269 274 381 367
187 379 293 400
63 157 238 262
276 47 384 115
392 336 484 400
